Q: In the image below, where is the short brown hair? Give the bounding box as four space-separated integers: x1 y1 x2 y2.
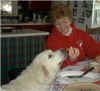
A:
50 4 73 24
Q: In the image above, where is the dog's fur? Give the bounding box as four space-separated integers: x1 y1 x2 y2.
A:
2 50 65 91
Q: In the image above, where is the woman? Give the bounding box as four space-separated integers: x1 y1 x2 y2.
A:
47 5 100 69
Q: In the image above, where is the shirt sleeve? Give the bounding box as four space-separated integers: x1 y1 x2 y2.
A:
83 33 100 59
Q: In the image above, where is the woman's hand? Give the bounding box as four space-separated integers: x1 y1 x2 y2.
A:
68 46 80 61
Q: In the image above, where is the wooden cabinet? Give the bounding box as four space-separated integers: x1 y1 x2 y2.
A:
23 24 53 32
28 1 51 11
1 24 53 33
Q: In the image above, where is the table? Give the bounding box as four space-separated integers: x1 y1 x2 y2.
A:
50 59 100 91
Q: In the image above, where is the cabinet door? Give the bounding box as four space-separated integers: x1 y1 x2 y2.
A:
23 25 53 32
28 1 51 11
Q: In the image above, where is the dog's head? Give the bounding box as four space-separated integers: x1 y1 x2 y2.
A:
32 49 66 84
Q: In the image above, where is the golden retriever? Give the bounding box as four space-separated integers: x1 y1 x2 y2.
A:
2 49 66 91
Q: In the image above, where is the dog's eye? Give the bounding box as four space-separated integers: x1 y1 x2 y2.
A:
48 54 53 58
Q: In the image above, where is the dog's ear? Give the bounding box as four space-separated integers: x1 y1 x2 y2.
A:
42 65 49 78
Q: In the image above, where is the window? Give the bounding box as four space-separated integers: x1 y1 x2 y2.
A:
1 1 18 16
91 0 100 28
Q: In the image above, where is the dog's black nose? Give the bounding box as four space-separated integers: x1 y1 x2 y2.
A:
59 48 67 60
60 48 66 55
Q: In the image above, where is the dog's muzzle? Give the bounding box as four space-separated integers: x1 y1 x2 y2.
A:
56 48 67 65
59 48 66 56
59 48 67 59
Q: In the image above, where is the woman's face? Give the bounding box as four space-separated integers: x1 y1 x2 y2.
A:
55 17 72 35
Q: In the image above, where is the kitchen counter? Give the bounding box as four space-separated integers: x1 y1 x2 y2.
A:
1 22 51 26
1 29 49 85
1 29 49 38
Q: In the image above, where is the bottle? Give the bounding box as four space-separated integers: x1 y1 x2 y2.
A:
32 13 36 23
37 15 42 23
43 16 48 23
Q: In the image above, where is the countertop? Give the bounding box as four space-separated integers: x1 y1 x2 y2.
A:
1 22 51 26
1 29 49 38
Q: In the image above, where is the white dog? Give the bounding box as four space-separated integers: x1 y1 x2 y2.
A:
2 49 66 91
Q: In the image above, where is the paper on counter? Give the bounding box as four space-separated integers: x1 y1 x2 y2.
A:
61 59 94 71
61 65 85 71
